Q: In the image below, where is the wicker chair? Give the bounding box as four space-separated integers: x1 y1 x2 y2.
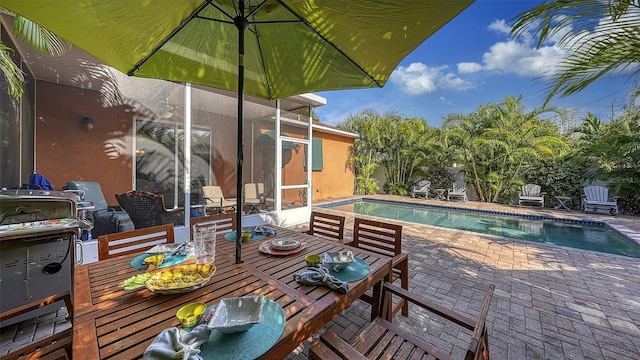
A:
115 190 184 229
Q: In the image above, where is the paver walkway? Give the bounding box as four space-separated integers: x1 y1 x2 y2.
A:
3 195 640 360
287 195 640 360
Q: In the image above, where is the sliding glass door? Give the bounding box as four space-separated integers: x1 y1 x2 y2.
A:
134 118 211 208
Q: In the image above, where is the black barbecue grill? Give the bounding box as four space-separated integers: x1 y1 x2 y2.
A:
0 190 82 326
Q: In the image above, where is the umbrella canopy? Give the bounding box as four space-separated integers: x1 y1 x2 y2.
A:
3 0 474 262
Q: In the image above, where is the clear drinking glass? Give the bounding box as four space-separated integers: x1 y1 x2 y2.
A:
193 222 216 264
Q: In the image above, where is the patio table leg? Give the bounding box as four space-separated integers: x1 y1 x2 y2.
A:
554 196 572 211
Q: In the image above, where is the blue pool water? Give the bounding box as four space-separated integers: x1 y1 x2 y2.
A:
328 200 640 258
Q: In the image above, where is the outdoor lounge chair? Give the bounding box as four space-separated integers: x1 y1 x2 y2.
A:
310 282 495 360
411 179 431 198
65 180 134 237
447 180 468 201
244 183 267 213
582 185 619 215
202 186 237 214
115 190 184 229
518 183 545 207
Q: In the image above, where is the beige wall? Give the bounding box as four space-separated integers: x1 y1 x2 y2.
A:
35 81 134 206
311 131 355 201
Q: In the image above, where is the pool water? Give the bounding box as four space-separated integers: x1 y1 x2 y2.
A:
329 201 640 258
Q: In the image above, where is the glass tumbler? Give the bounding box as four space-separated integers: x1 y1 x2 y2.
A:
193 222 216 264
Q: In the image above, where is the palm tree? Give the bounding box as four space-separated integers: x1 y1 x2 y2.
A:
1 11 69 98
444 96 567 203
511 0 640 106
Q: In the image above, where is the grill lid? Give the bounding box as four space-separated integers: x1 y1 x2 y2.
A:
0 190 79 237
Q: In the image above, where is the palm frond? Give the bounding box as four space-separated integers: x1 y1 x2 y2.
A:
0 43 25 98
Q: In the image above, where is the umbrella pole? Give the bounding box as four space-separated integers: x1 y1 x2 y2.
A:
235 4 249 264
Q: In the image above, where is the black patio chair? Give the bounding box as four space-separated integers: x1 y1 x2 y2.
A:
115 190 184 229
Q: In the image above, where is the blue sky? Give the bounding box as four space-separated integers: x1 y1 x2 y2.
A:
315 0 634 128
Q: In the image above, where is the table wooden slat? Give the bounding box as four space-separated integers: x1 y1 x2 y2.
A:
73 226 391 359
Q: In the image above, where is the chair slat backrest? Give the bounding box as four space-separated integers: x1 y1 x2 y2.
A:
453 180 466 193
522 184 541 197
190 213 235 238
308 211 345 241
584 185 609 202
353 218 402 257
98 224 174 260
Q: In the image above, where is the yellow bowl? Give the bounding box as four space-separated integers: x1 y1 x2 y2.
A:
241 232 252 242
176 302 207 327
144 254 164 270
305 254 321 267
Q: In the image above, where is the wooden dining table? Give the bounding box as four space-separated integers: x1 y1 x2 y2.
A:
72 226 392 359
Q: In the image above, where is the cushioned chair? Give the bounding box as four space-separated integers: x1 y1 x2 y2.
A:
306 211 345 241
310 283 495 360
65 181 134 237
202 185 237 214
97 224 174 260
348 218 409 319
244 183 266 213
115 190 184 229
0 291 73 360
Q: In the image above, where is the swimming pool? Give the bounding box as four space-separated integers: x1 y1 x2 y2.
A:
326 199 640 258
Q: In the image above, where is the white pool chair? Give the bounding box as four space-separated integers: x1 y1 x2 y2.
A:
582 185 619 215
519 183 545 207
411 180 430 198
447 180 468 201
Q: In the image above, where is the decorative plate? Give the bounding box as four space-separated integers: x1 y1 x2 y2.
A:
145 264 216 294
270 237 301 251
259 239 307 256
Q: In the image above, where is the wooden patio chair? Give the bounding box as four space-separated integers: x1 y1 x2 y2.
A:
306 211 345 241
310 282 495 360
348 218 409 319
97 224 174 260
0 291 73 360
582 185 619 215
202 186 237 214
411 179 431 198
190 212 236 238
447 180 468 201
115 190 184 229
518 183 545 207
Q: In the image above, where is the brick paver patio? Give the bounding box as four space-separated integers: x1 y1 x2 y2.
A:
3 195 640 359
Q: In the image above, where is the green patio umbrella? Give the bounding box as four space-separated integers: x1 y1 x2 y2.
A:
3 0 474 263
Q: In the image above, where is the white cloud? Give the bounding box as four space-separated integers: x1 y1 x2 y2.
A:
458 62 483 74
390 63 474 95
488 19 511 35
439 96 451 105
474 19 570 78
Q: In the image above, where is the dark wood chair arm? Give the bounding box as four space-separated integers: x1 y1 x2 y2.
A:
0 291 72 322
314 331 368 360
339 238 353 246
383 282 479 329
391 252 408 268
